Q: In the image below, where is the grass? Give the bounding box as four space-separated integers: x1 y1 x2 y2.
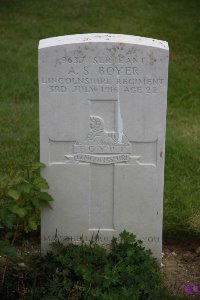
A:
0 0 199 238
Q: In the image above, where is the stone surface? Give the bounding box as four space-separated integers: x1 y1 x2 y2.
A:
39 33 169 260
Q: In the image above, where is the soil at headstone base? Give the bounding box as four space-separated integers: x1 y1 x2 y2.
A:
162 237 200 299
1 233 200 299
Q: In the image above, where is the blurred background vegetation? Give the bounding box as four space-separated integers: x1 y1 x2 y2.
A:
0 0 199 239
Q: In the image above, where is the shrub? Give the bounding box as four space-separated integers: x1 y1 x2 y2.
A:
1 231 169 300
0 162 53 285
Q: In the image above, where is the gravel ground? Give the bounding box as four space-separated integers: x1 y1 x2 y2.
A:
162 239 200 299
1 236 200 299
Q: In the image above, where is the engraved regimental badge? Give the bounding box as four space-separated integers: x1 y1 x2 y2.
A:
67 116 132 164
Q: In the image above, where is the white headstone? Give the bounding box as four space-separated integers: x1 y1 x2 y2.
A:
39 33 169 260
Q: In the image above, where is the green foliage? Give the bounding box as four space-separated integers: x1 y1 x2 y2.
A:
0 240 18 260
0 162 53 260
1 231 168 300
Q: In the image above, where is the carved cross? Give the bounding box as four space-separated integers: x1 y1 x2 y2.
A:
49 98 157 232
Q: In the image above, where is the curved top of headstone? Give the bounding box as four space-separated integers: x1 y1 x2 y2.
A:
39 33 168 50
